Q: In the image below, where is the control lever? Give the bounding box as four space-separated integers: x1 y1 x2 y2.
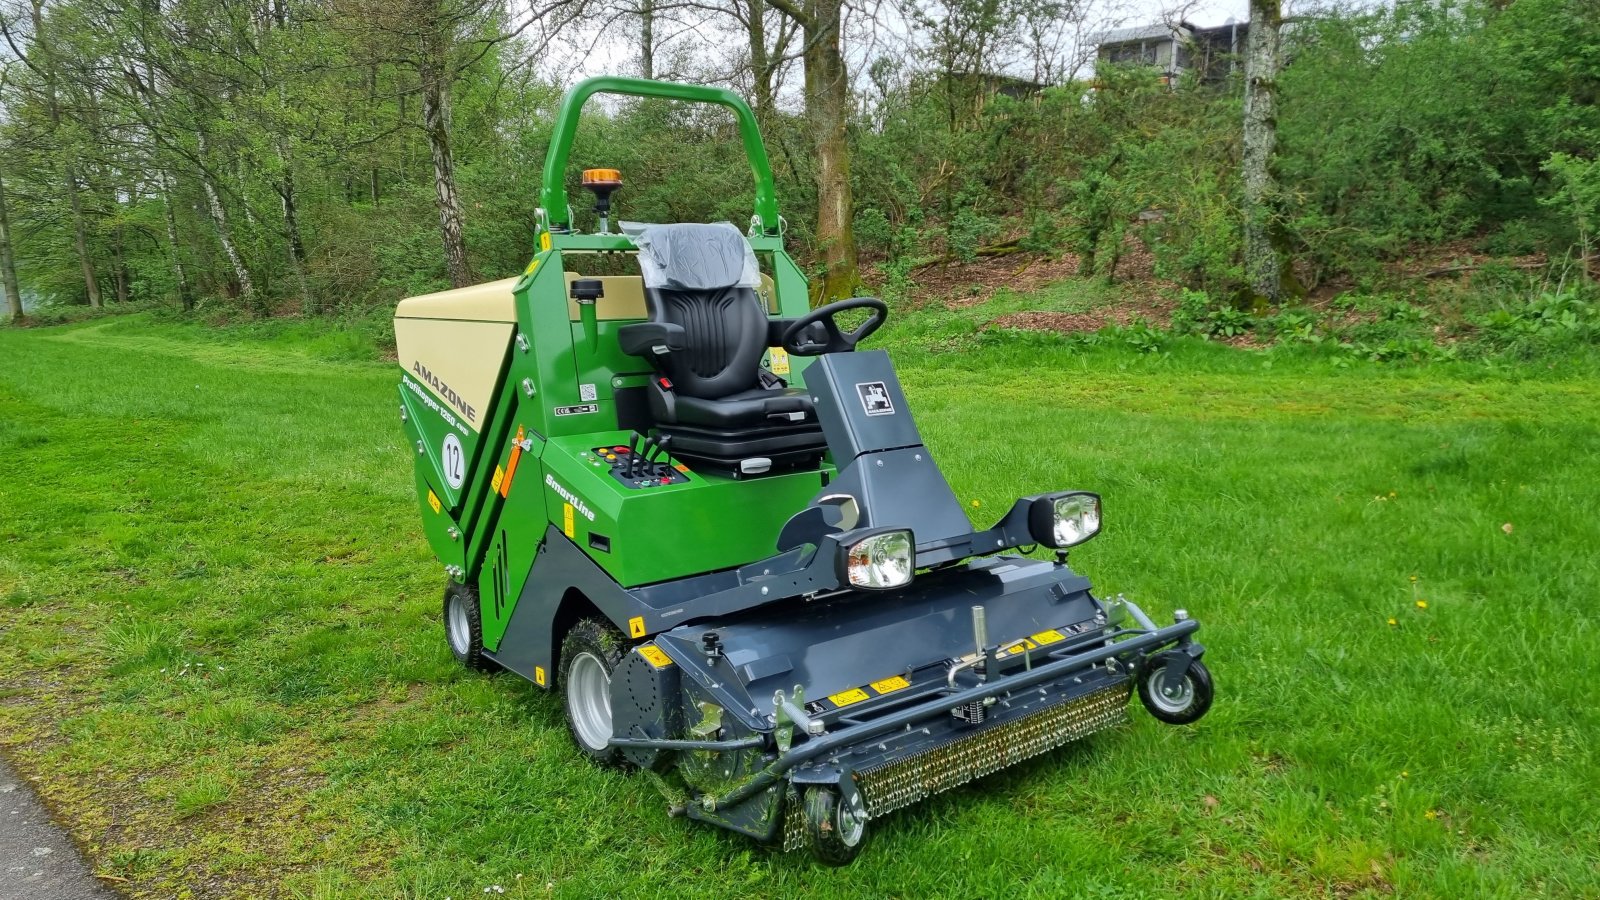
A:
653 435 673 477
638 435 660 479
627 433 642 477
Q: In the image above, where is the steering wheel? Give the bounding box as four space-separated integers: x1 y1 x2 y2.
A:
781 297 889 356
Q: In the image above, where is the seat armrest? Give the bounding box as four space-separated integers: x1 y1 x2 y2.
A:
618 322 688 358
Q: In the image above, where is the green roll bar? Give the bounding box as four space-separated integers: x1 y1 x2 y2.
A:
539 76 781 237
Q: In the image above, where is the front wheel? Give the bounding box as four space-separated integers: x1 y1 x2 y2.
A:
1137 652 1214 725
802 787 868 866
443 582 496 672
559 618 626 766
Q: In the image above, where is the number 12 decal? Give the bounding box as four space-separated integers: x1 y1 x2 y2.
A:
442 433 466 490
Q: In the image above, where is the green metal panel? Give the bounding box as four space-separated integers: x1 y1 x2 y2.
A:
473 418 548 650
540 77 779 236
539 434 827 587
410 467 464 571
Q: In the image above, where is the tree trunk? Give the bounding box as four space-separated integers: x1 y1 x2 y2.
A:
0 171 22 323
197 133 256 307
419 45 472 288
1242 0 1282 304
748 0 775 123
29 0 100 308
802 0 858 304
640 0 655 80
113 225 129 304
280 159 314 314
65 175 100 307
159 171 194 310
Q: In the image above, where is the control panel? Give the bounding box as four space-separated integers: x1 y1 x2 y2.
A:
582 443 691 490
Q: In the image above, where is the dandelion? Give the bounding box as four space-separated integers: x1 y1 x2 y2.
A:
1388 491 1397 498
970 499 981 508
1387 617 1397 626
1401 771 1409 778
1416 600 1428 609
1409 575 1418 583
1425 810 1438 820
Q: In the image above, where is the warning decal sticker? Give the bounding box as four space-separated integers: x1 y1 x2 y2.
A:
870 675 910 695
828 688 871 708
638 645 673 668
856 381 895 417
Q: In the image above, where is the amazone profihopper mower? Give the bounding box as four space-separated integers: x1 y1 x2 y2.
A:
395 76 1214 864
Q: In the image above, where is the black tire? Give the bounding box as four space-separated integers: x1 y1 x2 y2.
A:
1137 652 1214 725
559 618 627 766
443 581 496 672
802 787 868 866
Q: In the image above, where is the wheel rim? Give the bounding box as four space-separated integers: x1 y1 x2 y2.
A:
1147 669 1194 714
837 799 865 847
446 595 470 656
567 651 613 751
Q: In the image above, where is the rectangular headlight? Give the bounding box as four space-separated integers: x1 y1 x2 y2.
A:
839 528 914 590
1028 492 1102 548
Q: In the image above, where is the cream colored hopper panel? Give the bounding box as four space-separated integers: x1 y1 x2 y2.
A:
396 277 519 323
395 317 513 433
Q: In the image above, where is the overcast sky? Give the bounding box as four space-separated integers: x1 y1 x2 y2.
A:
557 0 1262 89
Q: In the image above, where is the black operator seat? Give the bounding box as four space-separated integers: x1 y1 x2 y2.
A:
617 223 826 474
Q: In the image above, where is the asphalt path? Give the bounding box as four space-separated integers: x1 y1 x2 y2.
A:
0 755 116 899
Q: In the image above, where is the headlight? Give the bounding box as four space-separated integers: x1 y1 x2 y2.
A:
840 529 914 590
1028 492 1102 548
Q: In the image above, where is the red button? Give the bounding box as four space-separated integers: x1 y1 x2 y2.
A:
660 477 670 484
614 446 628 452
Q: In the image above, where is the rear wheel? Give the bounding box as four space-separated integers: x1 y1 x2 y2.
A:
443 582 496 672
1137 652 1214 725
559 618 626 766
802 786 868 866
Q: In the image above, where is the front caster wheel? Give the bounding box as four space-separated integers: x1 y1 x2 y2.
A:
559 618 626 766
802 787 868 866
444 582 497 672
1137 652 1214 725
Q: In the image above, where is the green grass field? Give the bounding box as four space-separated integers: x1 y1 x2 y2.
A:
2 315 1598 898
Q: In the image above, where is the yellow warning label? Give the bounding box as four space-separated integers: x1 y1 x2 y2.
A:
427 490 442 514
524 257 540 275
534 666 547 686
628 616 646 638
997 638 1038 659
828 688 870 708
563 503 575 538
870 675 910 695
1030 629 1067 645
539 232 552 251
769 347 791 376
491 466 505 494
638 644 673 668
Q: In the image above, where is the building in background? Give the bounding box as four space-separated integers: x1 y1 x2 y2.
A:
1094 19 1249 85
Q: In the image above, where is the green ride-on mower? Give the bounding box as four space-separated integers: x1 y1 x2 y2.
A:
396 76 1214 864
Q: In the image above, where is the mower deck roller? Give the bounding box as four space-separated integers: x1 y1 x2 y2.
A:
396 76 1215 864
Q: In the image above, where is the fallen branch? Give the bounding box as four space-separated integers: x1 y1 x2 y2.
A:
1420 260 1544 278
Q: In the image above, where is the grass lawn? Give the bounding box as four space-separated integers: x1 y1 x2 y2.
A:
1 314 1598 898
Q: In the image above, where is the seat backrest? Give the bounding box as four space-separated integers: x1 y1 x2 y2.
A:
649 286 767 399
632 223 767 401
